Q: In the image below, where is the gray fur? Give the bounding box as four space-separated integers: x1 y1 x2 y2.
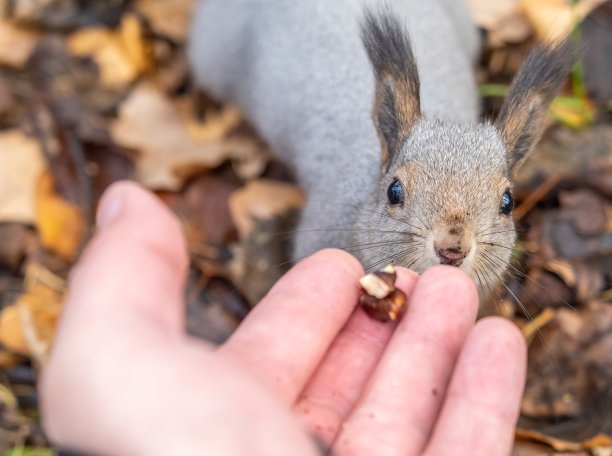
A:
188 0 569 305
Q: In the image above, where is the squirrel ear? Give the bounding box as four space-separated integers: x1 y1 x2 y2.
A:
496 40 576 172
361 10 421 171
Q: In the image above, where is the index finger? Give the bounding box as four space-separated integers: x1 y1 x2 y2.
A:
219 249 364 403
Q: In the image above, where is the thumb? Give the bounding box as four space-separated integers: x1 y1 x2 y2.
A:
62 181 189 335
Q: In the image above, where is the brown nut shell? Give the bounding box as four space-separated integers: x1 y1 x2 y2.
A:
359 288 407 322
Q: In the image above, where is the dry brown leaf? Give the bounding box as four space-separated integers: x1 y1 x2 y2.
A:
516 428 612 452
0 129 46 224
521 307 555 345
0 383 17 409
111 83 257 190
546 259 577 287
0 350 24 369
0 20 39 67
521 0 608 39
0 263 65 362
229 179 306 238
465 0 531 45
68 13 151 88
134 0 197 42
559 188 608 236
34 172 86 261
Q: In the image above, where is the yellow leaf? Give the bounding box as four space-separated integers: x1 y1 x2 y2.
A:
34 172 86 261
134 0 197 42
0 263 65 362
521 0 607 39
0 21 39 67
0 350 24 369
111 83 259 190
68 14 152 88
0 129 46 224
516 428 612 451
464 0 531 45
549 96 596 129
229 179 306 238
119 13 153 74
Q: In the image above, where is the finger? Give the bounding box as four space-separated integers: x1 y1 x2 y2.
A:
423 317 526 456
63 181 189 335
294 268 418 446
220 249 363 404
334 266 478 455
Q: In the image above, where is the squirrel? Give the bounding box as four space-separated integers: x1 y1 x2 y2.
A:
188 0 575 306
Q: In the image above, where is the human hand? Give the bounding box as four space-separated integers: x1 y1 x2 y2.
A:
40 181 526 456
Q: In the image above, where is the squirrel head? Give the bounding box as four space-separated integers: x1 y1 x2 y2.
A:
360 11 576 304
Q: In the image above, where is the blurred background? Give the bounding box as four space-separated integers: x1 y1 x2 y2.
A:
0 0 610 454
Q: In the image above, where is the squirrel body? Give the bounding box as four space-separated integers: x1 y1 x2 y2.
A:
189 0 574 304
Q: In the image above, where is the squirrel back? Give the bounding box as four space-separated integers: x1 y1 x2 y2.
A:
189 0 575 305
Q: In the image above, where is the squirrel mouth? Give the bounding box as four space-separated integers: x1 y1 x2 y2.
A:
435 248 466 267
437 255 464 267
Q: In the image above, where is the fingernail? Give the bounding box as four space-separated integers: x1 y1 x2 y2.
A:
96 186 124 230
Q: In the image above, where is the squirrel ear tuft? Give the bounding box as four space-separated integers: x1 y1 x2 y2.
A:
496 40 577 172
361 10 421 171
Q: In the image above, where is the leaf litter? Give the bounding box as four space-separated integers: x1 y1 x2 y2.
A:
0 0 610 454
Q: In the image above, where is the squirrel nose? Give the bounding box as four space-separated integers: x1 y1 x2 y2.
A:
435 247 466 267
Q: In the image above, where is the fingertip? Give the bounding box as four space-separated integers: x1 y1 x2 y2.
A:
475 317 526 347
394 266 419 297
450 316 527 413
472 316 528 373
414 265 479 319
305 248 364 278
93 180 188 272
420 265 478 298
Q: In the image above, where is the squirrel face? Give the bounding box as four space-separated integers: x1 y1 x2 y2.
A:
363 120 516 302
359 11 576 304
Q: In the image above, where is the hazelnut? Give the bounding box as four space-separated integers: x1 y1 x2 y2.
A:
359 265 407 322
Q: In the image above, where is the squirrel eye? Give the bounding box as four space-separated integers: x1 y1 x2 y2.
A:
499 189 514 215
387 179 404 206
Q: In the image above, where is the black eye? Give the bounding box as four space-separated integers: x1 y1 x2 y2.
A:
499 189 514 215
387 179 404 205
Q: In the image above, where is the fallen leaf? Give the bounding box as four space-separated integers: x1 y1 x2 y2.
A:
68 13 152 88
546 259 577 287
521 307 555 345
0 223 37 270
0 350 24 369
559 188 608 236
0 130 46 224
549 96 596 130
159 172 240 248
111 83 258 190
522 301 612 420
133 0 197 42
0 263 65 362
34 172 86 261
465 0 531 45
521 0 608 39
0 20 39 67
8 0 124 30
516 124 612 190
229 179 306 238
516 428 612 452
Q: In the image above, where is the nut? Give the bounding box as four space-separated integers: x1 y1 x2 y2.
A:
358 265 397 299
360 288 407 322
359 265 406 322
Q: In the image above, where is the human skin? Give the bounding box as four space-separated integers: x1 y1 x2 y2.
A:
39 181 526 456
